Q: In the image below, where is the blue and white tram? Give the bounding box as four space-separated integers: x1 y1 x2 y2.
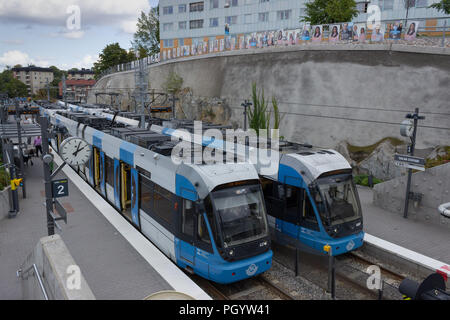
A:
42 109 273 284
153 125 365 256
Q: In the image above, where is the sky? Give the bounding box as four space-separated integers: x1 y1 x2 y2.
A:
0 0 159 71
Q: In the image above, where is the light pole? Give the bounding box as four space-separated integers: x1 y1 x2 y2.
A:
401 108 425 219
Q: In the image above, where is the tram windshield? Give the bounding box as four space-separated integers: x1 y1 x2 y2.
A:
211 185 268 247
313 174 362 226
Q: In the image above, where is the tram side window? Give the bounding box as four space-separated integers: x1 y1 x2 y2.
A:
182 200 195 237
302 190 320 231
139 175 153 214
261 177 285 219
153 185 174 227
284 186 300 225
198 215 211 244
105 156 114 186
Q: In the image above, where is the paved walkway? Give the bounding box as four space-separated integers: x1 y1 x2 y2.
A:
0 159 172 300
359 186 450 264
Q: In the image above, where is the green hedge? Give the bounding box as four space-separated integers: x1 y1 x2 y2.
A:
0 166 10 191
353 174 382 187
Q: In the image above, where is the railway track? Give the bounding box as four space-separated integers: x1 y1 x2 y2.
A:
192 274 295 300
271 241 405 300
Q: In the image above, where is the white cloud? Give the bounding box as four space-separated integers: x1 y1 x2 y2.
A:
72 54 99 69
0 0 150 35
0 50 50 68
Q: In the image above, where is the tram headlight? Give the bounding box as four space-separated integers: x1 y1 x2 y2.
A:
228 249 234 256
260 240 268 247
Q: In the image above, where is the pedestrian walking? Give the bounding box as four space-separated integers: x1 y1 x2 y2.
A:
34 136 42 157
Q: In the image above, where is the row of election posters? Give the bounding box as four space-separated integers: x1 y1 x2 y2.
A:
161 21 420 61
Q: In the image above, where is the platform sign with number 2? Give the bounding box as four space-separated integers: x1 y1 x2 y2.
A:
52 179 69 198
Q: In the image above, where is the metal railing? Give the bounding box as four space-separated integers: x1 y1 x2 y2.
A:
97 16 449 80
17 263 49 300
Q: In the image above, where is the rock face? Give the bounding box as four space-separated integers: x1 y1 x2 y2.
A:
358 140 406 181
373 162 450 229
334 141 357 168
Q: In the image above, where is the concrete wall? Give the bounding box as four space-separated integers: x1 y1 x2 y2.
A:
373 162 450 229
20 234 95 300
0 187 11 221
89 44 450 149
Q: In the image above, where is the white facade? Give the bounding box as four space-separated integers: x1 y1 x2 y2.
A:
159 0 449 46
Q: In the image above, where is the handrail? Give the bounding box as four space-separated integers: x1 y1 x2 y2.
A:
438 202 450 219
17 264 49 300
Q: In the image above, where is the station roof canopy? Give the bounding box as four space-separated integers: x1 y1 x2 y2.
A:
0 124 41 139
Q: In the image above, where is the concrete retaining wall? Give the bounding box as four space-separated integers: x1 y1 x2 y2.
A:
20 234 95 300
0 186 11 221
373 162 450 229
89 44 450 149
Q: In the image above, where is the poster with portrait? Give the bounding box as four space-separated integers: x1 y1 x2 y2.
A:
301 24 311 41
388 21 402 40
256 32 263 48
340 22 352 41
249 33 257 48
267 31 275 46
329 24 340 42
230 36 236 50
167 49 172 60
356 23 367 43
405 21 419 41
238 36 245 49
294 29 302 45
173 48 177 58
286 30 296 46
275 29 284 46
219 38 225 51
312 25 322 42
208 40 213 53
162 50 167 61
213 39 219 52
224 36 231 50
370 25 385 42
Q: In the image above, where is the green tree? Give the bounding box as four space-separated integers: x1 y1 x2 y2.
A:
428 0 450 14
93 43 134 78
132 6 160 57
0 69 28 98
49 66 67 99
301 0 358 24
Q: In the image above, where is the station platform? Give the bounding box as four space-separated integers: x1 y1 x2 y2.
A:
358 185 450 268
0 157 210 300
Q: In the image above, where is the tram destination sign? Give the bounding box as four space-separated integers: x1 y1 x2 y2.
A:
394 154 425 171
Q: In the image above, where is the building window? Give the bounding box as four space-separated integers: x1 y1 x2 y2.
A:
163 23 174 32
190 19 204 29
225 16 238 25
179 38 185 46
163 6 173 15
231 0 239 6
163 39 174 47
210 17 219 27
415 0 427 7
244 14 252 24
380 0 394 10
190 2 204 12
179 21 187 29
356 2 368 13
179 4 187 13
260 0 269 3
258 12 269 22
210 0 219 9
277 9 291 20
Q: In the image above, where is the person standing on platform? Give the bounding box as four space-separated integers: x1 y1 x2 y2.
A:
34 136 42 157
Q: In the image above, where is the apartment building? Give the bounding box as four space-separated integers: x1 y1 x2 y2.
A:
12 66 54 96
159 0 448 54
67 68 95 80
